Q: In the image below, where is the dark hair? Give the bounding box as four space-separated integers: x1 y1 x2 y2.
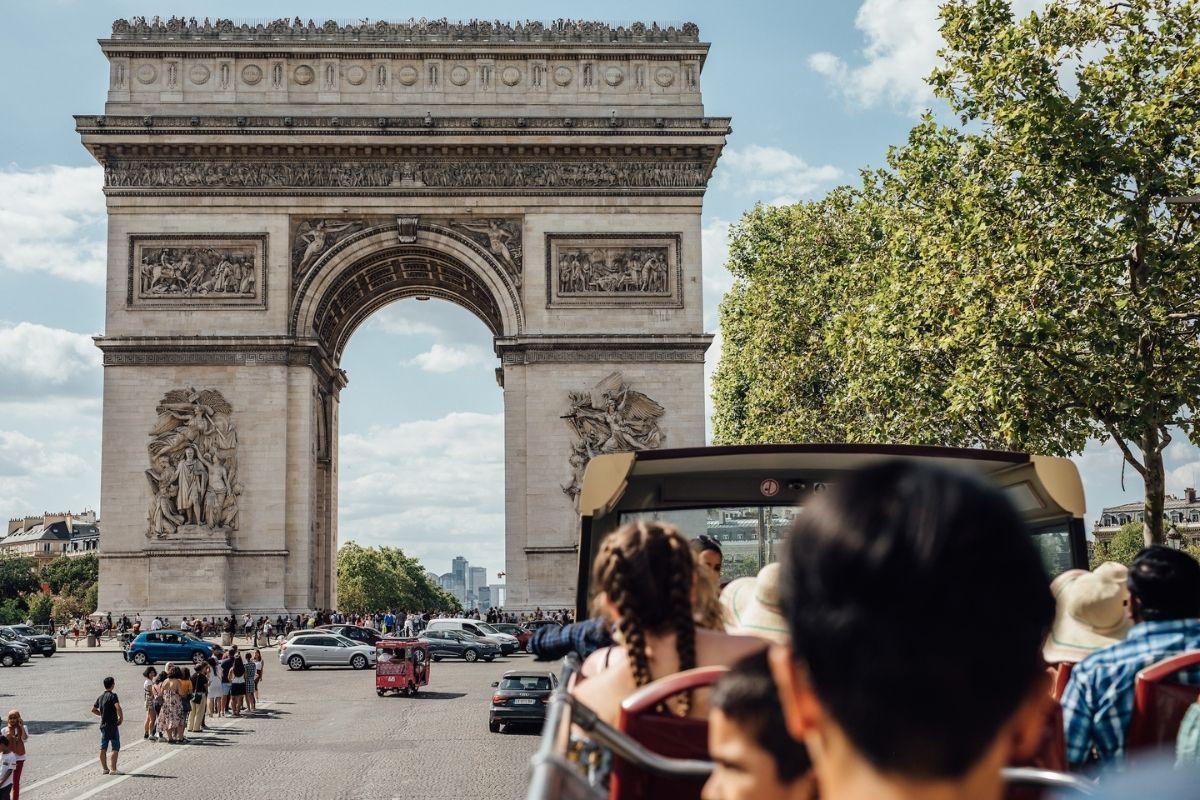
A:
168 667 181 680
142 666 156 678
694 534 723 555
103 676 115 690
1128 546 1200 621
0 735 7 748
594 521 697 715
712 650 811 783
780 460 1053 779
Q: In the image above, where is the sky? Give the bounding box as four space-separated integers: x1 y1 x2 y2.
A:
1 0 1197 582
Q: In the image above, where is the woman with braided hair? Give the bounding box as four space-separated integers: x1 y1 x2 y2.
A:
571 520 766 730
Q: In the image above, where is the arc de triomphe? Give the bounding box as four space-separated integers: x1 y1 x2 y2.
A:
79 17 726 616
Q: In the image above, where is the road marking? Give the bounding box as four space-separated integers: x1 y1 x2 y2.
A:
25 701 273 798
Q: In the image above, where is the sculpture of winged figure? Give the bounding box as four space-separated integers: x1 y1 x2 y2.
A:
451 219 523 285
561 372 665 500
145 387 241 538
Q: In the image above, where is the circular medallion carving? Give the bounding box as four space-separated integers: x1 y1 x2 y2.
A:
188 64 211 85
501 66 521 87
293 65 315 85
135 63 158 85
553 66 573 87
397 65 419 86
345 65 367 86
449 65 470 86
241 64 263 85
604 66 624 87
655 67 675 87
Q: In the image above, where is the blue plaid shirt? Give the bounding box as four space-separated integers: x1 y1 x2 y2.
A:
530 618 613 662
1061 618 1200 767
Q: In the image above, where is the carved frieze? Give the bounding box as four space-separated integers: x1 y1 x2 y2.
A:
291 219 368 280
104 160 708 192
449 219 523 286
145 387 242 542
546 234 682 308
562 372 665 500
128 234 267 309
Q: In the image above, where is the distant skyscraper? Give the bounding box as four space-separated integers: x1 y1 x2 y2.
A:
468 566 487 594
490 584 506 608
477 585 492 610
452 556 468 586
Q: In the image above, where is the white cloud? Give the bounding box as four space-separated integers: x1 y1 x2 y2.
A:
406 342 493 373
810 0 1045 113
0 165 106 284
701 217 734 331
0 322 100 392
0 430 87 479
715 145 841 206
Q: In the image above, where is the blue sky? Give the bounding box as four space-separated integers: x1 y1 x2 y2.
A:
1 0 1195 581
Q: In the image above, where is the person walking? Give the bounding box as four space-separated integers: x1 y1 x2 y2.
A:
242 652 257 712
0 736 15 800
1 711 27 800
177 669 192 743
90 677 123 775
140 667 158 740
252 649 264 701
187 664 208 733
228 652 247 716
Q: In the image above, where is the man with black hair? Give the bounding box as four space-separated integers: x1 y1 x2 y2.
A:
1062 545 1200 768
769 460 1055 800
704 650 816 800
90 676 122 775
692 534 724 576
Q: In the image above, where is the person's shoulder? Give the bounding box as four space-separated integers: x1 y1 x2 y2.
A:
695 628 770 662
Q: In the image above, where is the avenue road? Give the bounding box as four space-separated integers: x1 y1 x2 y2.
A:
2 648 541 800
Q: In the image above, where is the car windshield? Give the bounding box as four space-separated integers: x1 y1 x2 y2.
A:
500 676 552 691
11 626 36 636
183 633 203 643
477 623 501 634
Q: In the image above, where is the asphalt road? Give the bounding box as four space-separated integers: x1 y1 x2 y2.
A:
2 648 544 800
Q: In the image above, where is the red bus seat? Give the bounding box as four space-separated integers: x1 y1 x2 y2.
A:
1047 662 1074 702
1127 650 1200 752
609 666 727 800
1005 699 1068 800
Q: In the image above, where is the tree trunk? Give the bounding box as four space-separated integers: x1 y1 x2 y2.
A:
1141 428 1165 547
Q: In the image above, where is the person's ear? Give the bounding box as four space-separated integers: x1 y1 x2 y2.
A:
1008 671 1054 763
768 644 823 741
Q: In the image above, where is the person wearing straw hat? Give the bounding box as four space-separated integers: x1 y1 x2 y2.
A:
1043 561 1132 665
721 564 789 645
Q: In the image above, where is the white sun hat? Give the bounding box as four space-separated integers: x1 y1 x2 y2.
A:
1043 561 1132 664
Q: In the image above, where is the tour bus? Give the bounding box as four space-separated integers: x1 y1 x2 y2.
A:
527 444 1095 800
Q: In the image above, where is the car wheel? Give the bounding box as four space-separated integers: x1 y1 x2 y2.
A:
432 655 442 662
191 651 206 665
489 719 501 733
132 651 148 666
484 655 495 662
0 654 13 668
409 682 418 697
525 641 534 653
463 649 478 662
350 654 368 670
287 654 305 671
42 652 54 658
376 689 385 697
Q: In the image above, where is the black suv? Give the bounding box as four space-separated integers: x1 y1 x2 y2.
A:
0 625 56 658
419 630 500 663
0 639 29 667
318 624 384 647
489 671 557 733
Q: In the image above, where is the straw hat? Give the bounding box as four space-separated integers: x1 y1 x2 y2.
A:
1043 561 1132 664
721 563 789 645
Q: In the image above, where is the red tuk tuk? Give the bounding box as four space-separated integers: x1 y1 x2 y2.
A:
375 638 430 697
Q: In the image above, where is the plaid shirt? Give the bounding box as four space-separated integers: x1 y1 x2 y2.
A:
1061 618 1200 767
530 618 613 662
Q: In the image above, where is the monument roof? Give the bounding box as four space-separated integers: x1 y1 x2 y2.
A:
108 17 702 45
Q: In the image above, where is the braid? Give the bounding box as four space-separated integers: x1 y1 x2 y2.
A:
666 536 697 716
607 546 654 689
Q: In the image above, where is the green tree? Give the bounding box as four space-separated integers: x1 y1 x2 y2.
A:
1091 523 1147 567
0 597 25 625
0 554 39 598
39 554 98 598
715 0 1200 546
335 543 461 614
27 593 53 625
51 594 84 627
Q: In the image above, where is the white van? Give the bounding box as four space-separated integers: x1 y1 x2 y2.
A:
425 619 519 654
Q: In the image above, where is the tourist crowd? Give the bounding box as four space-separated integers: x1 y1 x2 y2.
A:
540 459 1200 800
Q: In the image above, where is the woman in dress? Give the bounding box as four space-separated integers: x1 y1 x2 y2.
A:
141 667 158 740
187 664 208 733
252 649 264 701
177 668 192 742
155 666 185 744
228 654 247 716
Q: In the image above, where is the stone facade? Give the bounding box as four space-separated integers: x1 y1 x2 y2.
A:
81 18 726 616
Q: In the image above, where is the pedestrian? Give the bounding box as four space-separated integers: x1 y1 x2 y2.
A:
228 650 247 716
0 736 14 800
252 649 264 700
242 652 257 712
90 677 123 775
1 711 26 800
177 668 192 742
187 664 208 733
141 667 158 740
208 647 227 719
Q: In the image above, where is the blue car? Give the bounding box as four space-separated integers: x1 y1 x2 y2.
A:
124 630 214 666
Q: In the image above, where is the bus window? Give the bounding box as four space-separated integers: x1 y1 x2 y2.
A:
1030 523 1075 576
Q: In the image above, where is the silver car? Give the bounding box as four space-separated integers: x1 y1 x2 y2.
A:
278 633 376 671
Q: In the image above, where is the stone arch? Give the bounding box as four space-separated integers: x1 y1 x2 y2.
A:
291 220 524 360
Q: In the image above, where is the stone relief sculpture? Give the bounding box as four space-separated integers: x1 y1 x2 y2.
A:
557 245 669 295
561 372 665 500
292 219 365 277
137 245 256 297
450 219 523 285
145 388 242 539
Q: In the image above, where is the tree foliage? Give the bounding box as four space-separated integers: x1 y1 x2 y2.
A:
335 542 461 614
0 554 39 598
714 0 1200 545
39 554 98 598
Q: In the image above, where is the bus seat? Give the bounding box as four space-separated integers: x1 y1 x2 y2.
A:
1127 650 1200 752
1047 662 1074 701
1006 698 1067 800
609 666 727 800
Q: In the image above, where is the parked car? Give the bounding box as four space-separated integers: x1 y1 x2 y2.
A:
0 625 56 658
124 630 215 666
525 619 563 634
318 624 384 647
490 623 533 652
420 630 501 663
489 670 558 732
0 639 29 667
279 633 376 671
425 619 519 654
